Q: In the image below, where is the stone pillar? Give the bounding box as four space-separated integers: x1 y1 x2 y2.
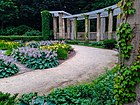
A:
59 13 63 39
116 17 121 27
53 17 57 39
85 15 90 41
88 19 91 40
71 20 74 40
62 18 65 39
108 9 113 39
67 18 71 39
97 13 101 42
73 17 77 40
100 18 106 40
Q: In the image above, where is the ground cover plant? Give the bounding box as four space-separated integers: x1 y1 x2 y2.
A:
0 92 17 105
12 47 59 70
46 69 116 105
0 52 19 78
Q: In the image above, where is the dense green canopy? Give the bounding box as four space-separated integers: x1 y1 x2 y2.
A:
0 0 119 31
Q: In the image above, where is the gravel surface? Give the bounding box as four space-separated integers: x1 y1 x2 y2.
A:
0 45 118 95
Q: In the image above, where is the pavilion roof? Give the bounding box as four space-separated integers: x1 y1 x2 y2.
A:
50 4 121 20
49 11 71 17
64 4 121 20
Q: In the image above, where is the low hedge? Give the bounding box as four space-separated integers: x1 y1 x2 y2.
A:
0 36 43 41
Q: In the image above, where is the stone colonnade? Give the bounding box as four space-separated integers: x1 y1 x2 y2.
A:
52 9 120 41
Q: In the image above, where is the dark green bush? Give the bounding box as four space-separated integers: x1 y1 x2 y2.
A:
0 25 34 35
47 70 116 105
65 40 79 45
25 30 42 36
57 48 68 60
0 36 43 41
0 92 17 105
15 25 33 35
0 27 17 35
103 39 117 49
91 41 103 46
17 92 55 105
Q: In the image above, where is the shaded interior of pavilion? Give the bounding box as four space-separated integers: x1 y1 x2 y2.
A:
50 4 121 41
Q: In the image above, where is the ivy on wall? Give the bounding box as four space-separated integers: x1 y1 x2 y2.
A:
41 10 51 40
114 0 140 104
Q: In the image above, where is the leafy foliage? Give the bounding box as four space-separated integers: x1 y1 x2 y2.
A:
41 10 51 40
0 52 19 78
103 39 117 49
17 92 55 105
0 0 18 30
117 22 133 59
114 62 140 104
0 40 20 50
25 30 41 36
47 70 116 105
40 43 72 60
0 92 17 105
57 48 68 60
12 47 59 69
114 0 140 104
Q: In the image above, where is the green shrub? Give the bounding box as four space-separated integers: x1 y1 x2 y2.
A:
91 41 103 46
0 36 43 41
0 25 34 35
0 92 17 105
25 30 42 36
5 49 13 56
65 40 79 45
47 70 116 105
12 47 59 69
103 39 117 49
15 25 33 35
0 40 20 50
0 52 19 78
0 26 17 35
57 48 68 60
17 92 55 105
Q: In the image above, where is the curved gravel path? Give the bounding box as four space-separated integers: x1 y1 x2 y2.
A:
0 45 118 95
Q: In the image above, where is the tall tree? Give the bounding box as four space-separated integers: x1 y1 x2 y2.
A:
0 0 18 31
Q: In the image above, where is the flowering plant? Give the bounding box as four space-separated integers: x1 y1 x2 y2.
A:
0 52 19 78
12 47 59 69
25 40 65 48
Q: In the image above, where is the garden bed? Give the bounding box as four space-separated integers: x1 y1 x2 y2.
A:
0 40 74 78
15 50 76 75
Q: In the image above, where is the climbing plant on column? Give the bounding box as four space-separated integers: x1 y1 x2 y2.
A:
114 0 140 104
41 10 51 40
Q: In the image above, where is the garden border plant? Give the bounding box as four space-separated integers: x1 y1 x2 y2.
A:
114 0 140 104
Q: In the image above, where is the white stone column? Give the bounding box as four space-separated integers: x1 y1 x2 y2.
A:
108 9 113 39
62 18 65 39
73 17 77 40
53 16 57 39
71 20 74 40
67 18 71 39
59 13 63 39
100 18 106 40
85 15 90 41
88 19 91 40
97 13 101 42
